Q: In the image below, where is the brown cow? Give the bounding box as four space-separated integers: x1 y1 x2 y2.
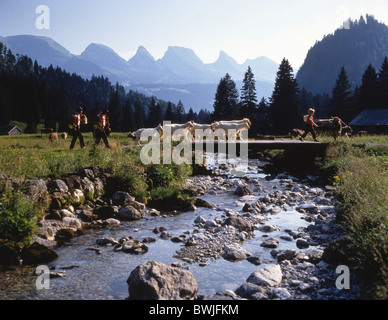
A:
49 132 58 143
315 117 349 140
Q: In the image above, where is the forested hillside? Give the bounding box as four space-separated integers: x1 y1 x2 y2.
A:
0 42 211 133
297 15 388 95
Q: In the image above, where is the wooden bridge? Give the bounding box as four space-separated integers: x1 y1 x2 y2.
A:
192 140 329 157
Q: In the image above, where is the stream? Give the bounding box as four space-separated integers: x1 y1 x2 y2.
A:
0 155 340 300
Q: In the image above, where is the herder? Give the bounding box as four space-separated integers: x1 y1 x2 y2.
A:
300 108 319 142
95 109 111 148
69 106 86 150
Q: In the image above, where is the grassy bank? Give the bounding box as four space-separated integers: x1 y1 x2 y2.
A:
320 136 388 299
0 133 193 246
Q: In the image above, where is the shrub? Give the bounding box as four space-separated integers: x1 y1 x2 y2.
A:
0 188 40 246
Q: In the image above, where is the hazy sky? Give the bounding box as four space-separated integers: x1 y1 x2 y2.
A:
1 0 388 69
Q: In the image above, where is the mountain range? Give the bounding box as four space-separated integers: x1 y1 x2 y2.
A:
0 35 279 112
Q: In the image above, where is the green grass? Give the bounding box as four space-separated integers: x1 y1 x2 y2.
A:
321 135 388 299
0 132 193 246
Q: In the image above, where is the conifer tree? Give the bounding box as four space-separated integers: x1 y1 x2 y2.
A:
241 66 258 119
134 100 145 130
164 102 174 121
330 67 353 122
122 99 136 133
108 89 122 132
358 64 379 110
212 73 240 121
269 58 301 134
378 56 388 108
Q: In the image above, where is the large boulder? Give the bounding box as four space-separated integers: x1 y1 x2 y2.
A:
21 242 58 265
117 206 142 221
127 261 198 300
247 264 283 287
222 216 253 233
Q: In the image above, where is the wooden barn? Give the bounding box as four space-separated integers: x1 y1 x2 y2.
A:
349 109 388 134
0 126 23 136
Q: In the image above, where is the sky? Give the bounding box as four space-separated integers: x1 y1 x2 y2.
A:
1 0 388 69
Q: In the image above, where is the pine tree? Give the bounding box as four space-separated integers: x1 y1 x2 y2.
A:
0 84 11 126
378 56 388 108
358 64 379 110
174 100 186 123
269 58 301 134
212 73 240 121
134 100 145 130
108 89 122 132
241 66 258 119
122 99 136 133
164 102 174 121
147 97 163 127
330 67 353 122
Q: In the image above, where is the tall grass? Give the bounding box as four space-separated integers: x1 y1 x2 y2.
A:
0 133 192 246
322 138 388 299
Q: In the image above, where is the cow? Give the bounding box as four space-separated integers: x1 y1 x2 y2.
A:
211 119 251 140
49 132 58 143
134 124 164 145
162 121 194 141
189 122 213 141
315 117 350 140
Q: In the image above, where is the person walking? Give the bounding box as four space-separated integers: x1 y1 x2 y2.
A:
300 108 320 142
69 106 86 150
95 109 111 148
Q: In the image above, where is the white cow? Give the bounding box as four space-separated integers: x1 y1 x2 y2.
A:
190 122 214 141
134 124 164 145
163 121 194 140
211 119 251 140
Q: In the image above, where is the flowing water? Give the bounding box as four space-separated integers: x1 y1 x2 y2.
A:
0 157 317 300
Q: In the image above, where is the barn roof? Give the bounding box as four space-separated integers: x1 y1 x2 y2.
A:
0 125 22 135
349 109 388 126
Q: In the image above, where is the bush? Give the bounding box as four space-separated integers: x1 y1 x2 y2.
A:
0 188 40 246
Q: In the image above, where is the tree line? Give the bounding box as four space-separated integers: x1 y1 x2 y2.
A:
0 42 211 133
212 56 388 135
1 40 387 136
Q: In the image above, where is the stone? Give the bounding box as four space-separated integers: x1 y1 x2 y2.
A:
296 239 310 249
272 287 292 299
247 264 283 287
96 237 119 246
112 191 134 206
121 240 148 254
25 179 48 202
62 217 83 232
47 179 68 193
234 185 253 196
222 244 250 262
81 177 95 200
235 282 265 299
222 216 253 233
127 261 198 300
117 206 142 221
21 242 58 265
260 237 279 248
247 256 262 265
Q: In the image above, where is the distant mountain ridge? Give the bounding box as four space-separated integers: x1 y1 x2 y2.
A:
0 34 278 111
296 15 388 95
